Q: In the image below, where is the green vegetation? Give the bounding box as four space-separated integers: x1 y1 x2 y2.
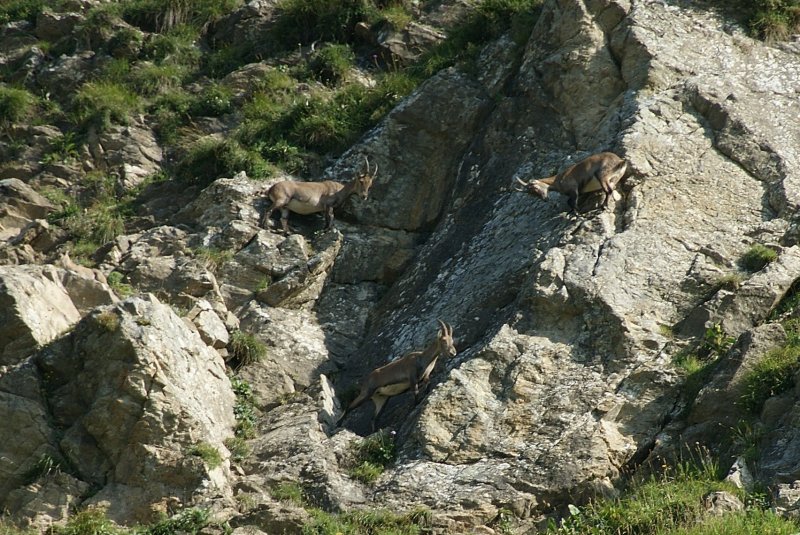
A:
739 244 778 272
229 330 267 368
308 44 357 86
192 245 234 271
23 453 64 484
187 441 223 469
142 508 212 535
701 323 735 358
107 272 134 298
0 0 49 25
302 507 431 535
347 430 397 484
230 375 258 439
546 452 800 535
0 86 36 124
51 507 127 535
73 81 144 131
738 334 800 414
271 481 305 504
95 310 121 332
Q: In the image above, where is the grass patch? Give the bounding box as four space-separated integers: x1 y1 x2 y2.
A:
175 137 272 184
52 507 127 535
0 85 36 125
738 342 800 414
302 507 431 535
188 441 223 469
192 245 234 271
739 244 778 272
547 454 736 534
666 507 800 534
73 81 143 131
223 436 251 463
271 481 305 504
229 330 267 368
271 0 371 47
347 430 397 484
107 272 134 297
119 0 242 33
140 508 212 535
308 44 356 86
0 0 48 25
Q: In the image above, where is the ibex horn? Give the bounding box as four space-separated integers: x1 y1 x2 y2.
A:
364 156 377 178
437 319 447 334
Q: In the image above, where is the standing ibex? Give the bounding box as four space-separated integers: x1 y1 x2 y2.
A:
514 152 627 213
261 157 377 233
339 320 456 431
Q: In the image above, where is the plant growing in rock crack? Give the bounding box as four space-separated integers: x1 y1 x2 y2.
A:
230 375 258 439
95 310 121 332
739 243 778 272
187 441 223 469
738 340 800 414
302 506 431 535
700 323 735 358
107 271 134 298
271 481 305 505
142 507 213 535
347 430 397 484
228 330 267 368
23 453 64 485
193 246 234 272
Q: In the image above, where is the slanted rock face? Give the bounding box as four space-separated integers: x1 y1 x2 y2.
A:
31 295 236 523
0 179 54 241
0 265 81 365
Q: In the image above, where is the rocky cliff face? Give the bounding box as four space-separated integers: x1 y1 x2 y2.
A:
1 0 799 532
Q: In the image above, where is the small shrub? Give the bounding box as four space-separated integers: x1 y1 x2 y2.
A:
107 271 134 297
23 454 63 484
701 323 735 358
224 436 251 462
42 132 81 165
740 243 778 272
189 83 233 116
230 376 258 438
95 310 120 332
271 481 305 504
713 272 744 292
143 508 211 535
347 430 397 484
738 343 800 413
0 86 36 124
0 0 47 25
176 137 271 184
188 442 223 469
229 330 267 367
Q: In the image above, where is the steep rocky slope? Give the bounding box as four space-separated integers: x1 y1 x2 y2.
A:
1 0 800 533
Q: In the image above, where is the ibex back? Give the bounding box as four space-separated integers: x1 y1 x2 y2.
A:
261 157 377 233
515 152 627 213
339 320 456 431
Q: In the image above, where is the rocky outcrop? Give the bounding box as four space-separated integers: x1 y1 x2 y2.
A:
0 295 236 528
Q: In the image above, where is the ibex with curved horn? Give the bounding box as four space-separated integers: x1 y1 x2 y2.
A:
339 320 456 431
261 157 377 233
514 152 627 213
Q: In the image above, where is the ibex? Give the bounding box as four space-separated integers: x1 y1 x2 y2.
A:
261 157 377 233
339 320 456 431
514 152 627 213
57 251 107 285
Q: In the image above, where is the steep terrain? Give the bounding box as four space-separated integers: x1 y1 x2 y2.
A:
1 0 800 533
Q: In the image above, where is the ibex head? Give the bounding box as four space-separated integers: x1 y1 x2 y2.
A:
355 156 378 200
514 177 550 199
436 319 457 358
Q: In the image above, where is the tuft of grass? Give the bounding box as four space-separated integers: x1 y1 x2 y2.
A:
302 507 431 535
141 508 211 535
0 86 36 124
193 245 234 271
347 430 397 484
308 44 356 86
666 508 800 534
271 0 370 48
700 323 735 359
271 481 305 505
224 436 251 463
739 244 778 272
120 0 242 33
175 137 272 184
0 0 48 25
42 132 81 165
229 330 267 368
73 81 143 131
52 507 126 535
738 342 800 414
188 442 223 469
23 454 64 485
713 272 744 292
